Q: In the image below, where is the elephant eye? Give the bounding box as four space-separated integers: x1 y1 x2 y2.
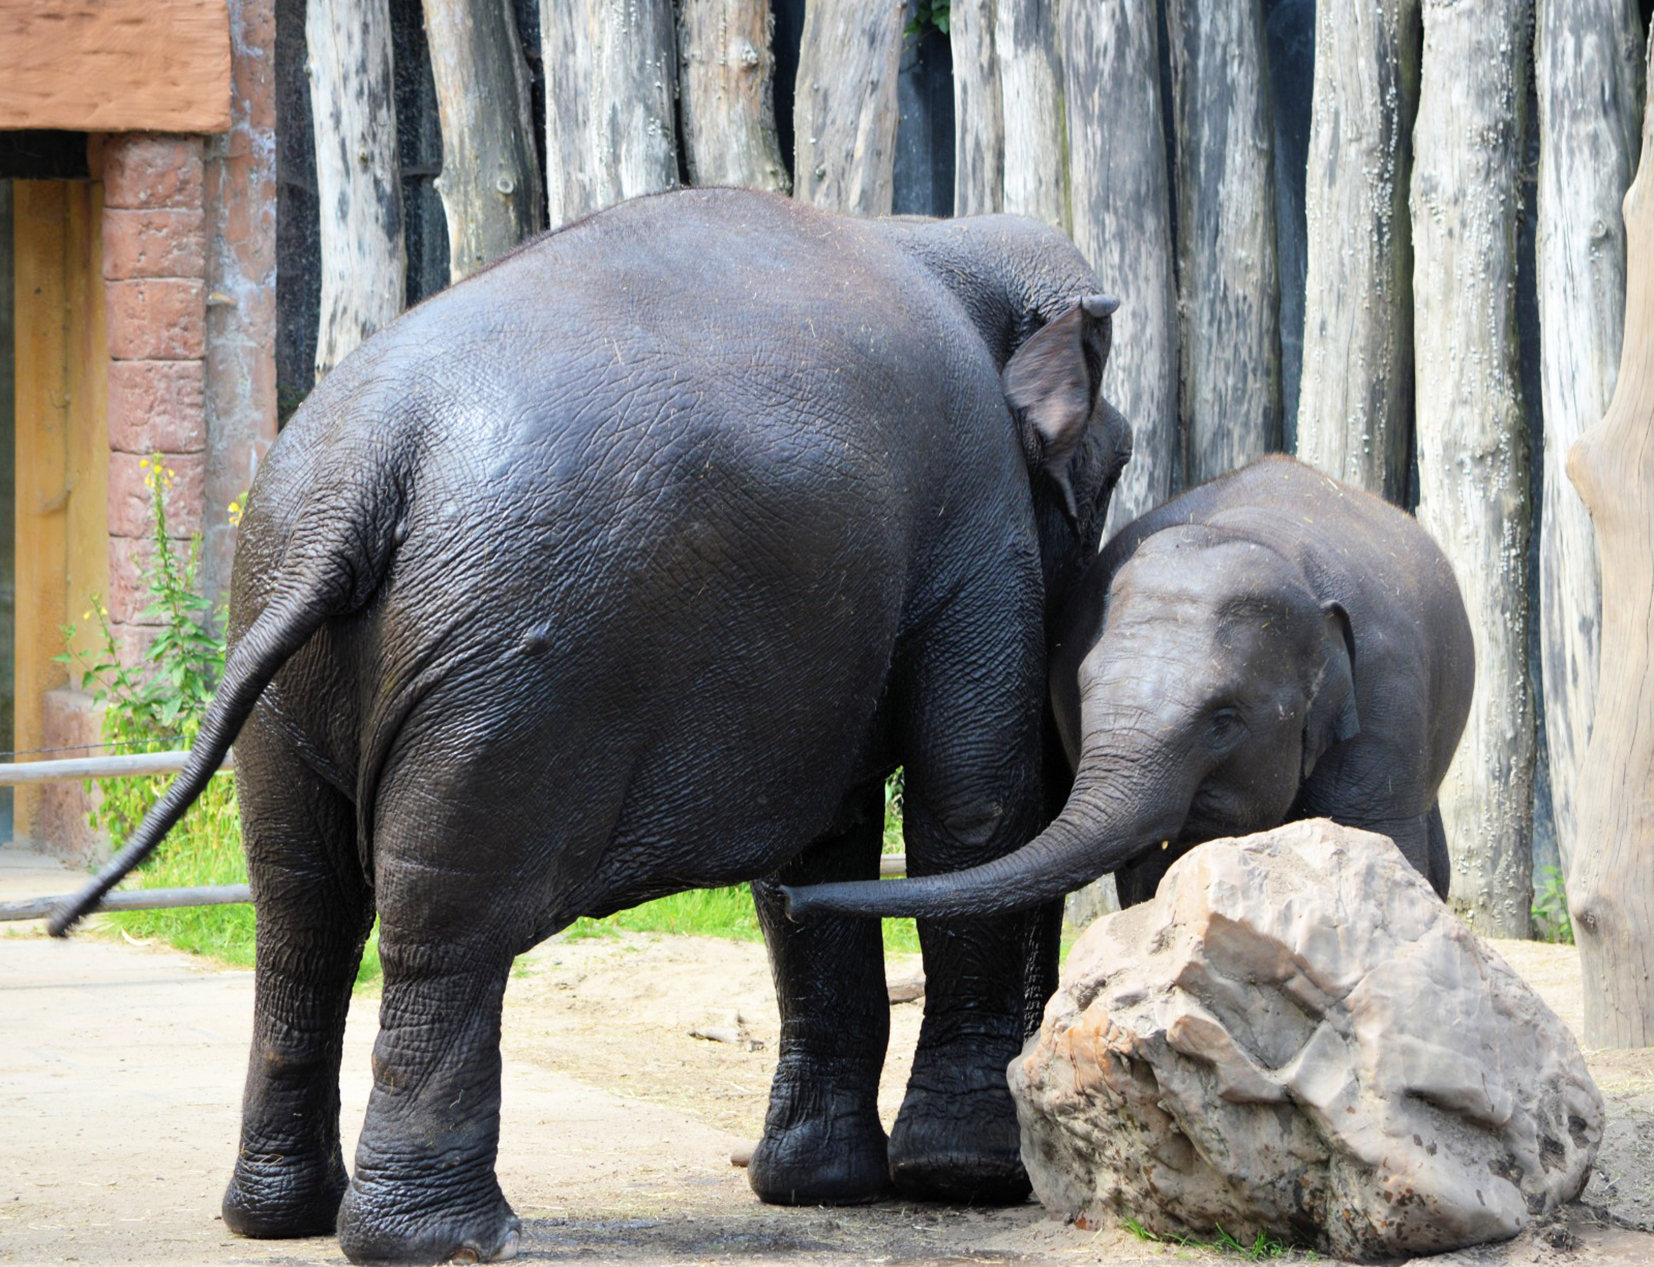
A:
1208 706 1244 748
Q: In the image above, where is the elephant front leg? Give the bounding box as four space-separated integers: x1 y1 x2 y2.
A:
749 786 891 1205
335 942 520 1266
222 726 373 1239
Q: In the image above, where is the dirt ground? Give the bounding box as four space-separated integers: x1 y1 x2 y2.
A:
3 843 1652 1267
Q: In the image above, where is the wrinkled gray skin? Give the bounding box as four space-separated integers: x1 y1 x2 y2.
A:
49 189 1131 1266
786 456 1474 921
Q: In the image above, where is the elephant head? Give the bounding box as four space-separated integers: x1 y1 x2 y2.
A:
783 526 1360 921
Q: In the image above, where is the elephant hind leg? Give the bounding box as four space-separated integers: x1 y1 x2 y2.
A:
223 719 374 1239
748 782 891 1206
1426 803 1451 900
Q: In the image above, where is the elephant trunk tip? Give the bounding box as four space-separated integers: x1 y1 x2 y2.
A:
778 884 816 924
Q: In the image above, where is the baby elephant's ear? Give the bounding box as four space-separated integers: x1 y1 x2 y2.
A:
1302 601 1360 781
1002 295 1119 517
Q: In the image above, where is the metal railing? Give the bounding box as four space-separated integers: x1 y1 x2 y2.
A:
0 751 242 923
0 749 907 922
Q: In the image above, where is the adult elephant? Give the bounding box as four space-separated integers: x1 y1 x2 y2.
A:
51 188 1131 1265
787 456 1474 921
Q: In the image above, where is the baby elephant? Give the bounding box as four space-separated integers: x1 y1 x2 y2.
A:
785 455 1472 923
1048 454 1474 907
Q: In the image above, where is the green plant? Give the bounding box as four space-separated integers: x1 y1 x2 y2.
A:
1532 865 1574 945
56 462 385 983
904 0 949 40
59 457 226 846
1121 1217 1308 1260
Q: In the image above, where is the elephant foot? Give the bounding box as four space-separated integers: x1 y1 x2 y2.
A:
335 1172 520 1266
222 1146 348 1239
889 1041 1030 1205
749 1063 890 1205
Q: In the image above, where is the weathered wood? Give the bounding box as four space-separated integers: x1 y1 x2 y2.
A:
996 0 1066 230
1296 0 1420 503
542 0 679 226
0 0 231 132
1536 0 1643 878
1410 0 1534 938
422 0 543 279
1165 0 1281 487
539 0 595 227
1565 29 1654 1050
306 0 406 379
1062 0 1177 538
950 0 1003 215
1060 0 1172 926
0 751 235 786
793 0 904 214
677 0 789 194
0 884 251 924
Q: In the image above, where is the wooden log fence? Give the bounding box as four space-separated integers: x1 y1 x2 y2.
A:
258 2 1652 1025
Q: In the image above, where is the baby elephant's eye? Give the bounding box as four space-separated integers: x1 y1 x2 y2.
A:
1208 706 1244 747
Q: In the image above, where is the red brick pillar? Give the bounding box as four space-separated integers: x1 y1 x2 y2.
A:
101 135 209 654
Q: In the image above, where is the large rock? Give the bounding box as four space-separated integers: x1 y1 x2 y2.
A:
1009 820 1604 1260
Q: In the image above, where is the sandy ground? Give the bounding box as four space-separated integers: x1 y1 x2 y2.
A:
2 842 1651 1267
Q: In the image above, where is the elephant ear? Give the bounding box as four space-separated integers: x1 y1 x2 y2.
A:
1302 601 1360 781
1002 294 1119 523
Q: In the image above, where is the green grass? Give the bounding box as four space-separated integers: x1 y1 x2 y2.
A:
562 883 924 955
95 771 921 975
1121 1217 1311 1260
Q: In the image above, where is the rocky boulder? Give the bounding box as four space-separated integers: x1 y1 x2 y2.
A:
1009 819 1604 1260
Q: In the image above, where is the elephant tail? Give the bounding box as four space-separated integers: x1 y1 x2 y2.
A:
46 590 338 936
44 467 401 938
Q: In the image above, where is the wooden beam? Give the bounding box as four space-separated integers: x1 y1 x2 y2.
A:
1536 0 1643 879
0 0 231 134
1411 0 1534 937
1295 0 1420 504
677 0 790 195
1565 28 1654 1050
793 0 903 215
1165 0 1282 487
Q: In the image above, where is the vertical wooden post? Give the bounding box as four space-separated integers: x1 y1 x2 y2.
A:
1295 0 1420 503
677 0 790 194
996 0 1066 231
1062 0 1177 538
793 0 904 214
951 0 1004 215
542 0 679 227
306 0 406 377
422 0 543 279
1565 28 1654 1051
1411 0 1534 938
1536 0 1643 878
1165 0 1281 487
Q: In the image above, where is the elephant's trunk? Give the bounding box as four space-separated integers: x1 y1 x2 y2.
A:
781 752 1178 923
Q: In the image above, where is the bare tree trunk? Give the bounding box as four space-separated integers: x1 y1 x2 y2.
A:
951 0 1003 215
542 0 679 228
678 0 789 193
422 0 542 280
306 0 405 381
1295 0 1420 503
1567 27 1654 1048
1063 0 1177 539
996 0 1065 230
1536 0 1643 880
1165 0 1281 486
794 0 904 214
1411 0 1534 938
